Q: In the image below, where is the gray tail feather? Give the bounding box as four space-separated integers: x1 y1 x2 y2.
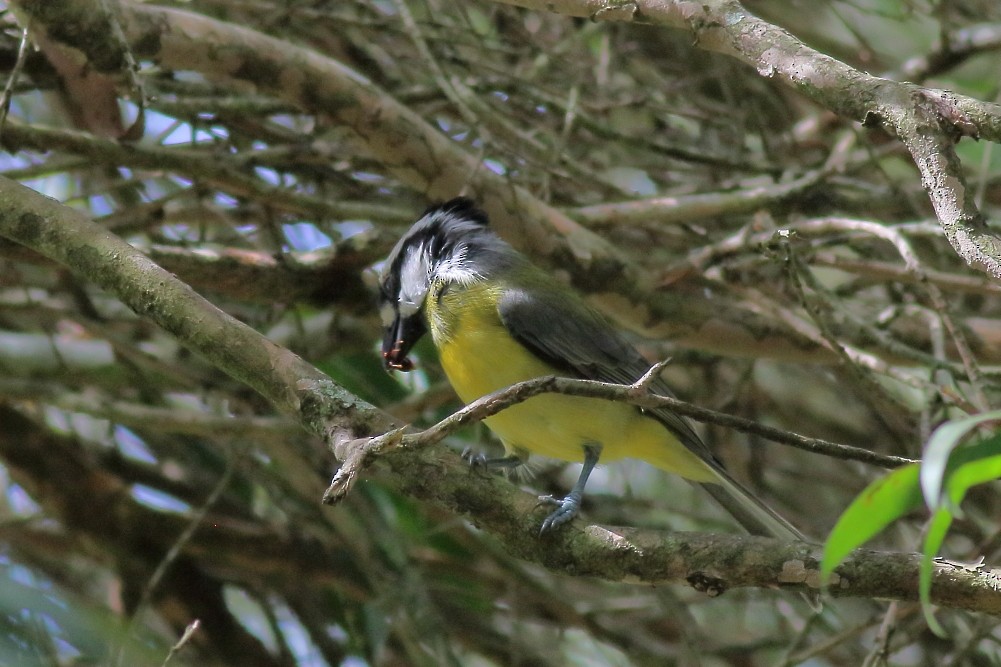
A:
699 470 823 611
697 470 807 542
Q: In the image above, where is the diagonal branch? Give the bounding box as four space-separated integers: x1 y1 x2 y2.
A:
0 174 391 444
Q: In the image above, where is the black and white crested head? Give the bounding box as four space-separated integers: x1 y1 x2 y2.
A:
379 197 512 370
380 198 490 314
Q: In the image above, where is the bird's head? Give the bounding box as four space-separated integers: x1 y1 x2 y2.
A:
378 197 505 371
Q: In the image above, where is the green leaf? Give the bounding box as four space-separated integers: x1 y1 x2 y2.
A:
918 433 1001 635
919 509 953 637
944 436 1001 506
921 410 1001 511
822 432 1001 587
821 463 922 583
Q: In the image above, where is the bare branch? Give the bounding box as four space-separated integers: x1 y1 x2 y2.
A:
325 370 912 505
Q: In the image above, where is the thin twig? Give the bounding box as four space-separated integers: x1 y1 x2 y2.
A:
323 368 913 504
115 459 235 667
0 27 31 138
161 619 200 667
820 218 989 412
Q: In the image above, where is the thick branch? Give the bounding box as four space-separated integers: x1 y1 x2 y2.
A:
371 442 1001 613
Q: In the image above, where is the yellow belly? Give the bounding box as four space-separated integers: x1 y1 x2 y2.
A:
436 313 715 482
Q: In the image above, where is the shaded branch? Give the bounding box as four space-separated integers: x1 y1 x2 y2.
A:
0 119 393 221
147 243 381 309
0 379 298 442
9 0 144 139
898 23 1001 82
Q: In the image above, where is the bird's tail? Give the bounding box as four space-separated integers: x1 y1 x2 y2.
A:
698 466 807 543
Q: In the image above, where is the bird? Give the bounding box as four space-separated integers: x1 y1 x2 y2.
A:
378 197 808 543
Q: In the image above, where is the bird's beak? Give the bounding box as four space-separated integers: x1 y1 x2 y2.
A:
381 314 426 372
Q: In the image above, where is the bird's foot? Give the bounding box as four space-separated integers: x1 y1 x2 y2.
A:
461 448 522 475
537 493 581 534
460 447 488 472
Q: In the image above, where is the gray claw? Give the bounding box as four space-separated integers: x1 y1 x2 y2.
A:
537 494 581 534
461 447 489 473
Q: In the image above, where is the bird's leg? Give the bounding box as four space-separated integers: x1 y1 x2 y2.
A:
538 444 602 534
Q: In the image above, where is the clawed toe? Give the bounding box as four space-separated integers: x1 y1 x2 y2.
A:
460 447 483 463
460 447 489 474
537 494 581 534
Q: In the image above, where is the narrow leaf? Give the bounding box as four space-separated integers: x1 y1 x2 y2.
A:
821 463 922 582
916 436 1001 637
919 509 953 637
944 445 1001 507
921 411 1001 511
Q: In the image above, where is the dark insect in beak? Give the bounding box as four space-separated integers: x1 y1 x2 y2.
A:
381 314 426 372
383 344 414 372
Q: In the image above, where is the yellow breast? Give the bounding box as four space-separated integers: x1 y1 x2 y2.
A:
429 285 715 481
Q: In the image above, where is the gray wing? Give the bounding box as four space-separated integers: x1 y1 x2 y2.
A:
497 284 714 462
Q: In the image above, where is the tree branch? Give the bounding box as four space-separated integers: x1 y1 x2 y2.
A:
371 441 1001 613
0 174 391 445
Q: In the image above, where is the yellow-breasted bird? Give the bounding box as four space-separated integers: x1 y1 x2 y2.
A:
379 197 806 541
